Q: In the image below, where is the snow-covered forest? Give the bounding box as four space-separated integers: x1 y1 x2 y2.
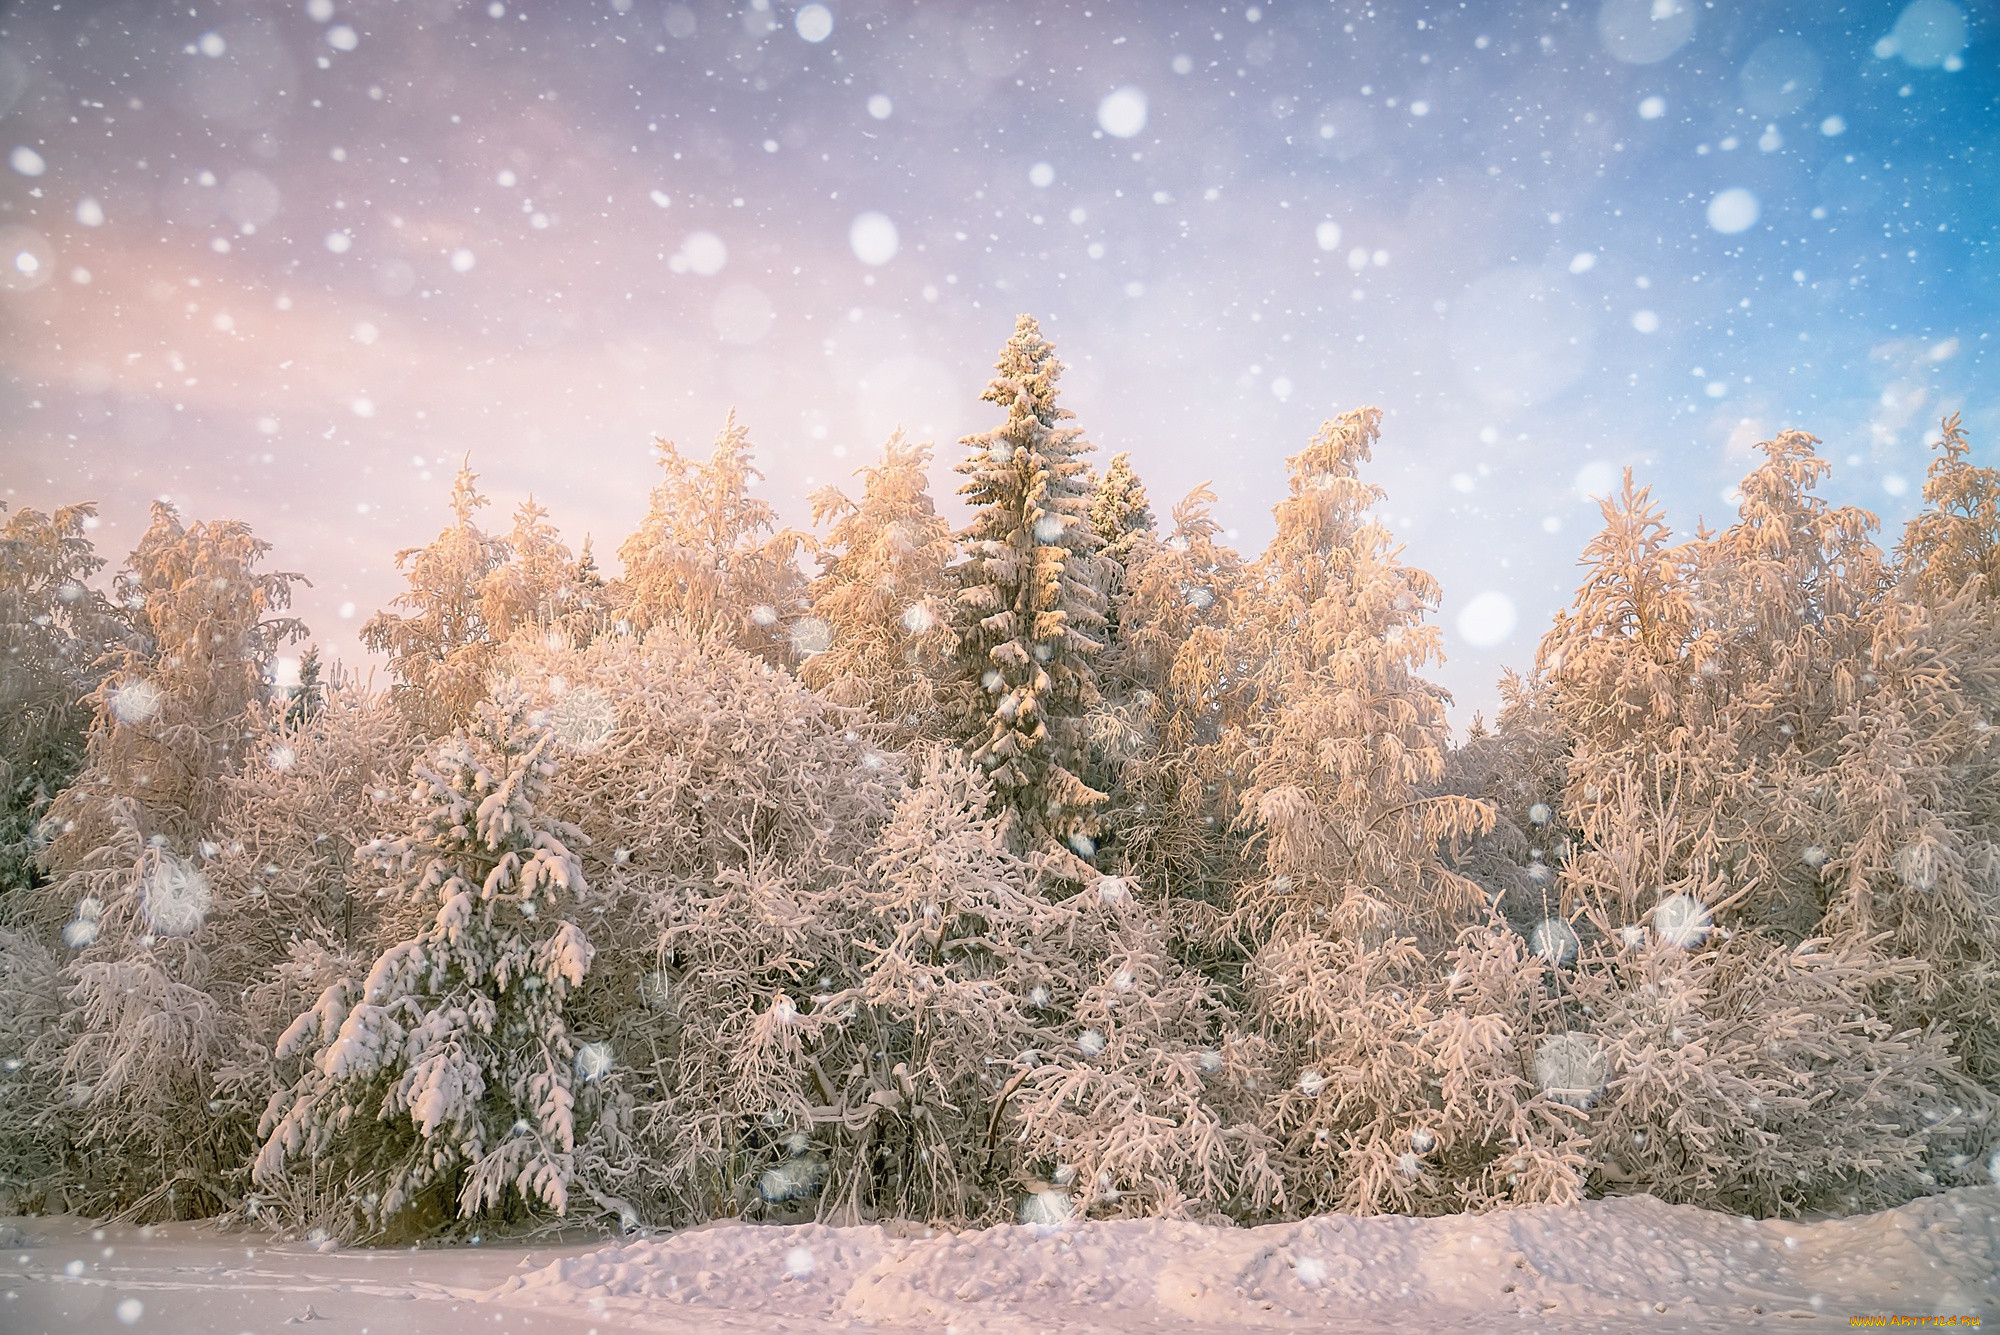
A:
4 313 1998 1251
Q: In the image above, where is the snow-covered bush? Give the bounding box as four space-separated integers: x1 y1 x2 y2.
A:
500 625 1277 1229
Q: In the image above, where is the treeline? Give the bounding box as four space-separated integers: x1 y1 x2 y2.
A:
1 315 1996 1240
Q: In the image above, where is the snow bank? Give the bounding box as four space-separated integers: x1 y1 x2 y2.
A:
5 1189 1994 1333
489 1188 1999 1330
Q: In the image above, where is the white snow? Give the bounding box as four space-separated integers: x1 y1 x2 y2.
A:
4 1192 1993 1331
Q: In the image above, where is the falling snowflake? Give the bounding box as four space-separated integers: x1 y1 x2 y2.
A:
1020 1189 1072 1226
1894 842 1939 892
143 853 213 937
783 1245 815 1278
1077 1028 1105 1056
1111 968 1134 993
61 917 99 949
1529 917 1580 967
1652 893 1712 948
574 1041 614 1082
550 687 618 753
1096 876 1127 904
750 604 779 627
1298 1069 1325 1096
1801 844 1829 869
1295 1255 1328 1286
268 744 297 772
1028 985 1051 1007
1528 802 1553 826
1198 1048 1224 1073
789 616 832 657
110 679 163 725
1409 1127 1437 1154
901 602 935 634
1533 1032 1607 1110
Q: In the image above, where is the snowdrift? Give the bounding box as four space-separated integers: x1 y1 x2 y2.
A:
6 1187 1995 1333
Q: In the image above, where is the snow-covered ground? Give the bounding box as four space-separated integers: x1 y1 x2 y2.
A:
3 1188 1995 1334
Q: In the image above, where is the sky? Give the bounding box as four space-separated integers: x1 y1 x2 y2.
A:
1 0 1994 725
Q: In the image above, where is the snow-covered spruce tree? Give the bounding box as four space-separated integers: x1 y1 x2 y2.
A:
1094 483 1252 915
254 688 593 1240
614 412 806 663
0 501 126 897
22 504 305 1218
1087 450 1156 643
1231 408 1491 946
284 644 326 728
802 432 956 741
948 315 1108 860
363 462 508 737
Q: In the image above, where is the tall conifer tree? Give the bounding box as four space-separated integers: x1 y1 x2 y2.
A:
948 316 1107 858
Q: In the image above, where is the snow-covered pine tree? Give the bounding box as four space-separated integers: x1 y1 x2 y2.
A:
0 501 126 896
802 432 956 739
614 412 806 662
254 688 593 1239
948 315 1108 860
1898 413 2000 603
200 662 417 1229
25 504 305 1218
362 462 508 736
481 497 601 644
1231 408 1491 946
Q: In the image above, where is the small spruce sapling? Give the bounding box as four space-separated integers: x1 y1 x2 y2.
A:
255 687 593 1237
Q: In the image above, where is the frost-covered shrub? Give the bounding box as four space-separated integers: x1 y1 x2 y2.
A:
254 688 592 1240
0 927 63 1211
499 627 901 1226
1569 933 1986 1215
495 625 1276 1231
1247 922 1590 1217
